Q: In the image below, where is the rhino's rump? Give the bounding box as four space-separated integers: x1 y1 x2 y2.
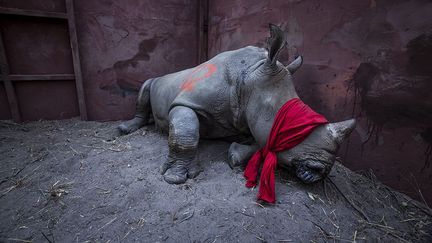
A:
149 63 239 138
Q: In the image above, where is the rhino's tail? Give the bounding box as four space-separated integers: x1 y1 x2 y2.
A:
118 78 154 134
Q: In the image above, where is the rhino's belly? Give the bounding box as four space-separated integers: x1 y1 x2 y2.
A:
168 98 240 139
148 65 241 138
151 96 241 139
198 116 242 139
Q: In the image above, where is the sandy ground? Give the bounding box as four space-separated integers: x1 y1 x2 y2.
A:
0 118 431 242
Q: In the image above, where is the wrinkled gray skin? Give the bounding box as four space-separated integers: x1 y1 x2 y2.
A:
119 24 356 185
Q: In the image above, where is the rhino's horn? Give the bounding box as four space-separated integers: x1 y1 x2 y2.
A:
266 23 287 66
328 119 356 145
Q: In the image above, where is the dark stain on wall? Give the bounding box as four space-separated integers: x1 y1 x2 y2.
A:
350 63 379 114
407 33 432 76
113 38 159 69
349 33 432 153
100 37 163 96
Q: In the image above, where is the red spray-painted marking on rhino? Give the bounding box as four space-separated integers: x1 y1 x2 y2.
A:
181 63 217 91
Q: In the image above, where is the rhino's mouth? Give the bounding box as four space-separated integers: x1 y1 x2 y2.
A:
295 160 329 184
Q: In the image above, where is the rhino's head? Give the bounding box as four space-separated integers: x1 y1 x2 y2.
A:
277 119 356 183
240 24 356 183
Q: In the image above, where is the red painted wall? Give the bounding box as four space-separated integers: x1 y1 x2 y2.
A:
208 0 432 204
73 0 199 121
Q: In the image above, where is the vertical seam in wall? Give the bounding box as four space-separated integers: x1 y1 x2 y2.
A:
197 0 209 64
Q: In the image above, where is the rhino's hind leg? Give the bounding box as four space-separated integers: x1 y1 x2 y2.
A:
161 106 200 184
228 142 259 169
118 79 153 134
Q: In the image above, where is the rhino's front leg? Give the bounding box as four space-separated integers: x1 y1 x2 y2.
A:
228 142 259 169
160 106 200 184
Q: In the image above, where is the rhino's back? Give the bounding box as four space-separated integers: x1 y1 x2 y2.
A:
150 46 267 138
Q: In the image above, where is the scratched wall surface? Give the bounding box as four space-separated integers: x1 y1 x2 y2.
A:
73 0 199 121
208 0 432 204
0 0 198 121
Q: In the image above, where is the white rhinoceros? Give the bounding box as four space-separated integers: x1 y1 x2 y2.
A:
118 24 356 188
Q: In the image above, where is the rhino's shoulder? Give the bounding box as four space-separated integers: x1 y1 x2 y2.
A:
206 46 267 83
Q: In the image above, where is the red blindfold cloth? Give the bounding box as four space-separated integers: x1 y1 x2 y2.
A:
244 98 328 203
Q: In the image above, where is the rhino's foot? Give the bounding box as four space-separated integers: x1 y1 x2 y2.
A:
118 116 145 134
160 160 201 184
228 142 259 169
187 162 202 179
163 163 188 184
228 148 243 169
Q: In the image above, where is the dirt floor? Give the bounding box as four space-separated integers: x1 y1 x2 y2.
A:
0 119 431 243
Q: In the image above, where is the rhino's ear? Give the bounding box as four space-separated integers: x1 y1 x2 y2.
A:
328 119 356 145
266 23 286 66
287 55 303 74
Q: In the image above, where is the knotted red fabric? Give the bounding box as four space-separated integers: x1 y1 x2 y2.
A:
244 98 328 203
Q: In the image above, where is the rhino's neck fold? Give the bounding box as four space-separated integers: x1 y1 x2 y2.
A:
229 77 252 135
244 81 299 146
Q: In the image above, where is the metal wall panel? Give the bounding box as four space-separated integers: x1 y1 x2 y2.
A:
15 80 79 121
2 16 73 75
73 0 199 121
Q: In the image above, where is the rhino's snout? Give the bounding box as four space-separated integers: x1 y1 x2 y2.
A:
296 160 329 184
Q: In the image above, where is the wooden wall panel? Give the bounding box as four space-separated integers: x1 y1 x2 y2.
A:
0 82 11 119
0 0 66 13
1 16 73 75
14 80 79 121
